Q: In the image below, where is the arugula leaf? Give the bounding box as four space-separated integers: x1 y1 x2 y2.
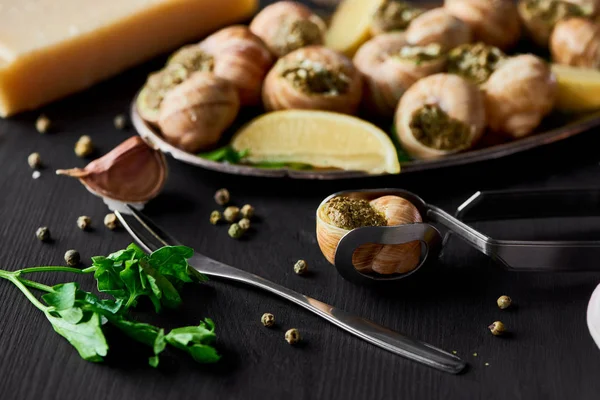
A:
165 318 220 363
92 256 128 299
198 146 249 164
45 311 108 362
149 246 194 283
42 282 78 310
105 315 160 347
149 329 167 367
140 259 182 311
77 291 123 315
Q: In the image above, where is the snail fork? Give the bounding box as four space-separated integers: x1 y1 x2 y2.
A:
114 206 466 374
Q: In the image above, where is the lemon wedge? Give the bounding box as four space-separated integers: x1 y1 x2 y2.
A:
325 0 384 57
551 64 600 112
231 110 400 175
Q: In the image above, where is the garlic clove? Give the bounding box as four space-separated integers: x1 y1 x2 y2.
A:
56 136 167 204
316 195 423 276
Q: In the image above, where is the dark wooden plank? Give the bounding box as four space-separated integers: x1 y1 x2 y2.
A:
1 1 600 399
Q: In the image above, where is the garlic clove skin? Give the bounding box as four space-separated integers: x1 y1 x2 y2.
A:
262 46 363 115
56 136 167 204
158 72 240 153
316 195 423 276
405 8 472 52
444 0 521 51
550 18 600 68
249 1 327 58
353 33 446 117
198 25 274 106
394 73 486 160
484 54 557 139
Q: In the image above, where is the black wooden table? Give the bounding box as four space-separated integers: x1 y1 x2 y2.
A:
1 1 600 399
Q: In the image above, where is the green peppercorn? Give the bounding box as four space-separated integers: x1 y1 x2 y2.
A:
238 217 251 231
228 223 244 239
214 188 230 206
64 249 81 266
285 328 301 345
261 313 275 328
223 206 240 222
104 213 119 230
74 135 94 158
36 227 50 242
488 321 506 336
77 216 92 230
210 210 222 225
113 114 127 130
294 259 308 275
28 152 42 169
240 204 255 219
497 295 512 310
36 115 51 134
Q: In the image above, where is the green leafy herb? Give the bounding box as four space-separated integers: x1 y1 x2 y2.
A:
0 244 219 368
253 162 313 171
198 146 249 164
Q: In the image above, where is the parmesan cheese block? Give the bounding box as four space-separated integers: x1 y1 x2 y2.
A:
0 0 258 117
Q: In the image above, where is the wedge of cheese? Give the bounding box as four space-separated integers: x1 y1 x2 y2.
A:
0 0 258 117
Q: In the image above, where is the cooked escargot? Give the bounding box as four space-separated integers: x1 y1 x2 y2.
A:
394 73 486 159
370 0 425 36
447 42 507 85
445 0 521 51
353 33 446 116
550 17 600 67
484 54 557 138
316 195 423 275
262 46 363 114
405 8 473 52
518 0 597 48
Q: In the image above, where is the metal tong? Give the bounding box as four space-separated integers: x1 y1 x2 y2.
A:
114 206 466 374
331 188 600 286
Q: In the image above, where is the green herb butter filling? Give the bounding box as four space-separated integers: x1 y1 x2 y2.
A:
523 0 591 24
273 18 323 56
168 45 215 73
448 42 506 85
281 60 350 96
372 0 424 32
410 104 472 151
392 43 443 64
323 197 387 230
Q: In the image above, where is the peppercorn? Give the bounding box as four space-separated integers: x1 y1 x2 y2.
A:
228 223 244 239
64 250 81 267
77 216 92 230
223 206 240 222
238 218 251 231
261 313 275 328
36 115 51 134
28 152 42 169
210 210 222 225
240 204 255 219
488 321 506 336
104 213 119 230
285 328 301 345
113 114 127 130
294 259 308 275
497 295 512 310
74 135 94 158
214 188 230 206
36 227 50 242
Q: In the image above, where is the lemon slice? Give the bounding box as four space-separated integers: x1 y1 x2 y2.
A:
231 110 400 175
325 0 384 57
552 64 600 112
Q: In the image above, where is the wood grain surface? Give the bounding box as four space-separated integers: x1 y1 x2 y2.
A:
1 1 600 399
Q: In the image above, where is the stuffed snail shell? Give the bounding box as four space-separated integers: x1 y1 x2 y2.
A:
405 8 473 52
550 17 600 67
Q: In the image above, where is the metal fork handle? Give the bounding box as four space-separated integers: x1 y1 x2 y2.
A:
194 255 466 374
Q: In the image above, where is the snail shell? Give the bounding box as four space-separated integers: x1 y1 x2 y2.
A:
550 17 600 67
444 0 521 51
353 33 446 117
316 195 423 275
249 1 327 58
394 73 486 160
198 25 274 105
484 54 557 139
56 137 167 204
262 46 363 114
158 72 240 153
405 8 473 52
